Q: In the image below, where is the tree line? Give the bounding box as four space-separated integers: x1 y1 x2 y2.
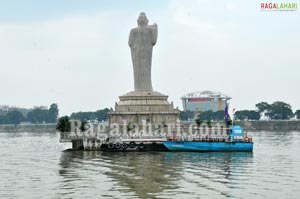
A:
69 108 110 122
56 108 110 132
179 101 300 121
60 101 300 123
0 104 110 125
2 100 300 125
236 101 298 120
0 104 58 125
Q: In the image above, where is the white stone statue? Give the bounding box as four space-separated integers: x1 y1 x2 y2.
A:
129 12 158 91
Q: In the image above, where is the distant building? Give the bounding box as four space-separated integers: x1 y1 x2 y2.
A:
33 106 48 110
181 91 231 112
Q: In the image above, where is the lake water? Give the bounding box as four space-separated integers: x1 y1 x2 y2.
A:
0 131 300 199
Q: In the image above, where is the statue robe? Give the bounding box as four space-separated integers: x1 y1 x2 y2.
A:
129 24 157 91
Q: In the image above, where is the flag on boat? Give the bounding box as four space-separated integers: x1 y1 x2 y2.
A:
225 104 229 124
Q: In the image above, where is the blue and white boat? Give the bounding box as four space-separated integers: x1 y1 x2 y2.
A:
162 126 253 152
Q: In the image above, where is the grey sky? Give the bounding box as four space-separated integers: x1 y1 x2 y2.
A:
0 0 299 116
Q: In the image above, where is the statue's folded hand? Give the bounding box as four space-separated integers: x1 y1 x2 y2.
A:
150 23 157 29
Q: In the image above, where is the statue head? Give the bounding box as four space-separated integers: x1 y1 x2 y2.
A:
137 12 148 27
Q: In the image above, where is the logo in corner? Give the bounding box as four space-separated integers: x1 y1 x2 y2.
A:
260 2 297 11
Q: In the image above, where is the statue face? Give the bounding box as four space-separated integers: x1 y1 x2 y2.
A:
137 12 148 27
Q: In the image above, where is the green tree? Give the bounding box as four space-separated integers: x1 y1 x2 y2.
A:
179 110 195 121
56 116 89 132
199 110 214 121
0 115 7 124
256 102 271 113
179 110 188 121
186 110 195 119
27 108 49 123
198 110 225 121
234 110 260 120
94 108 110 121
295 110 300 119
249 110 261 120
214 110 226 121
255 101 293 120
70 111 95 121
6 110 25 125
48 103 59 123
70 108 109 122
56 116 70 132
267 101 293 120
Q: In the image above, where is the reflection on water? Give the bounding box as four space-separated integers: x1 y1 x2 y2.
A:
59 151 181 198
59 151 253 198
1 131 300 198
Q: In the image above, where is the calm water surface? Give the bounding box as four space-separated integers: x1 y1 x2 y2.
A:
0 131 300 199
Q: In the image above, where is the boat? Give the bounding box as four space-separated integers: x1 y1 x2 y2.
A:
99 126 253 152
162 126 253 152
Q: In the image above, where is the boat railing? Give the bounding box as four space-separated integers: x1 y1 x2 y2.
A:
166 135 253 143
167 135 229 142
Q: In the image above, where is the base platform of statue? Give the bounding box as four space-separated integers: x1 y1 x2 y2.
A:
108 13 179 130
108 90 179 125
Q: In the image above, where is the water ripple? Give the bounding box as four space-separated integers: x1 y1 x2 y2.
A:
1 132 300 198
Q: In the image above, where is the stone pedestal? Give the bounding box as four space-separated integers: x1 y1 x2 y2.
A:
108 13 179 133
109 91 179 128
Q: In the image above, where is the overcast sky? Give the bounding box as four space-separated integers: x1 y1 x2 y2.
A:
0 0 299 116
